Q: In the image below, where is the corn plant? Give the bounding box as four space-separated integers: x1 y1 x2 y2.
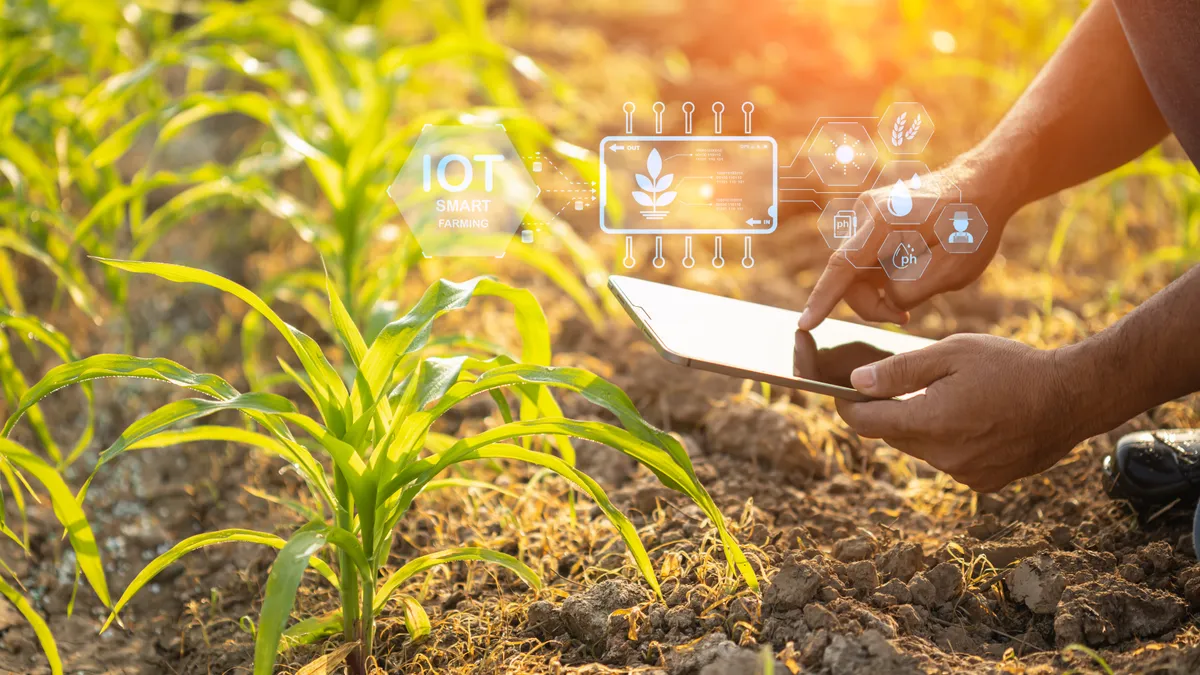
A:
9 258 756 674
78 0 615 392
92 1 608 310
0 435 111 675
0 312 94 472
1 0 180 305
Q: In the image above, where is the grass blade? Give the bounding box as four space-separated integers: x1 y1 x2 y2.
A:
94 259 349 435
0 575 62 675
374 547 541 614
101 528 340 632
0 440 110 607
98 393 297 466
3 354 241 438
254 528 329 675
395 593 431 642
398 442 659 596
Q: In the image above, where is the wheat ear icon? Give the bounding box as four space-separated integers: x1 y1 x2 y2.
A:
891 113 907 147
891 113 922 147
906 114 922 140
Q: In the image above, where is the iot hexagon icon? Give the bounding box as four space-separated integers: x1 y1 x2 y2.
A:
877 102 934 155
877 231 931 282
807 122 879 187
934 203 988 254
388 125 539 258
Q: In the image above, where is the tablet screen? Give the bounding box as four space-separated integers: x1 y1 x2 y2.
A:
610 275 933 389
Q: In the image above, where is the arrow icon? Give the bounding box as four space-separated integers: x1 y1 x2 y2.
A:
745 217 765 226
608 144 625 152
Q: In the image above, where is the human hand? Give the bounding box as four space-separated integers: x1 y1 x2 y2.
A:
796 161 1016 330
834 334 1079 492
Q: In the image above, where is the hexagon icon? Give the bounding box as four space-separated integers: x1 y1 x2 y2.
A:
877 231 931 282
877 102 934 155
807 122 878 187
387 125 538 258
935 203 988 254
870 160 936 226
817 198 875 252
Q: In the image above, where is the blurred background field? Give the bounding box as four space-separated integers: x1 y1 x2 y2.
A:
2 0 1200 673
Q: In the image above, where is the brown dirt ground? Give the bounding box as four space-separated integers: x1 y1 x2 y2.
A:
4 2 1200 674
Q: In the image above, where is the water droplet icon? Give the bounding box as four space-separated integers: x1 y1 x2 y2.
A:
888 179 913 217
908 172 922 190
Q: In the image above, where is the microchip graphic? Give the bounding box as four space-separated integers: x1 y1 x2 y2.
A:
599 136 778 235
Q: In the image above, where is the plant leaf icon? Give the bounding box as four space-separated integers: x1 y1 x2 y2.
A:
636 174 655 191
655 174 674 191
632 191 654 207
646 148 662 180
655 191 677 207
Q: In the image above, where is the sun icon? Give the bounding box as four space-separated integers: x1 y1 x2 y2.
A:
823 134 863 176
806 122 878 186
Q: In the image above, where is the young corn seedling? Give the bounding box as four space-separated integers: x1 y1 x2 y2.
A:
11 258 756 674
0 363 110 675
86 1 609 322
78 1 616 390
0 437 111 675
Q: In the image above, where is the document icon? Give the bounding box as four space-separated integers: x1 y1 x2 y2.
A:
833 209 857 239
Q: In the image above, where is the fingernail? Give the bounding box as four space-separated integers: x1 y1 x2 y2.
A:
850 364 876 390
797 308 813 329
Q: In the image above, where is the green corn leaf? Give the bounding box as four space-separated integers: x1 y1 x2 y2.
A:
356 277 563 463
0 332 60 462
0 230 97 319
395 593 431 642
325 271 367 367
239 269 337 392
400 442 658 596
79 59 164 132
3 354 239 439
379 362 756 589
130 179 267 258
421 477 519 499
0 575 61 675
94 259 349 435
281 610 343 649
277 412 367 482
0 439 110 607
124 426 334 512
244 485 324 522
292 27 352 139
101 529 340 633
0 311 95 468
157 92 274 147
374 547 541 615
98 393 297 467
0 135 58 206
86 109 156 168
354 278 488 416
70 166 219 246
268 110 345 210
496 244 604 327
254 524 367 675
0 249 24 313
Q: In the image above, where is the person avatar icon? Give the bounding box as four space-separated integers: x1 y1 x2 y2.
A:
948 210 974 244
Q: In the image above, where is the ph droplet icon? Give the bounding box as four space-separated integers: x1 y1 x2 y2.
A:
887 179 913 218
892 242 918 269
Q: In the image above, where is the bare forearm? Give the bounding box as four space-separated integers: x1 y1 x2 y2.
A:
1057 266 1200 442
959 0 1169 211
